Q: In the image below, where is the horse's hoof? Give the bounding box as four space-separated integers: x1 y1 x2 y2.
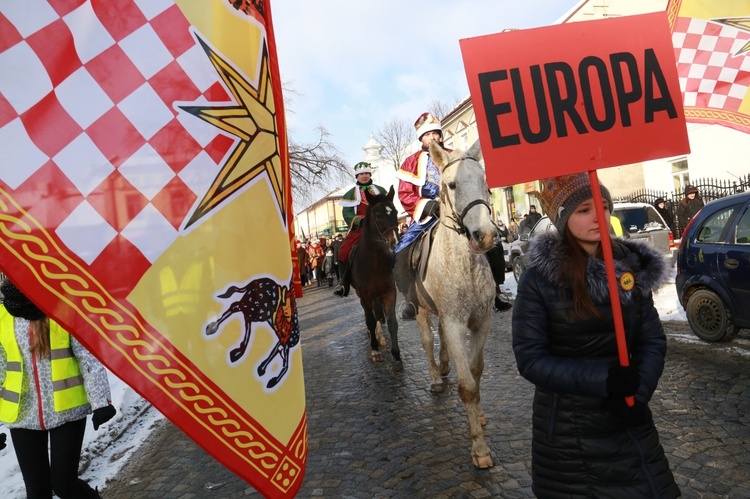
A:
440 364 451 377
266 377 279 389
472 454 494 469
379 337 387 347
392 361 404 372
430 383 445 393
205 323 219 336
257 365 267 376
229 349 243 363
371 351 383 363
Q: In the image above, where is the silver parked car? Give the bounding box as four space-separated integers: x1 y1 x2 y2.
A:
509 202 675 282
610 202 675 261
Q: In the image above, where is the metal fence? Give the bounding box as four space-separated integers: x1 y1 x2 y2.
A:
616 173 750 238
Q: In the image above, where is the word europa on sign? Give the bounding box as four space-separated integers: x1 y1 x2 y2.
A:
478 49 678 148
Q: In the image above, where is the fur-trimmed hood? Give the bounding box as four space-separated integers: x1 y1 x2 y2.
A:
525 231 670 303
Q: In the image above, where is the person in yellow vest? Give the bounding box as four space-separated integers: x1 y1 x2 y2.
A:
0 279 115 499
610 213 625 237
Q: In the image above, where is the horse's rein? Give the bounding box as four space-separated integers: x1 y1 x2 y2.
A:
370 211 398 245
439 156 491 238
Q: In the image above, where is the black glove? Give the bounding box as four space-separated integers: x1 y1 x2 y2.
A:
606 360 641 397
609 397 653 428
92 404 116 430
0 432 6 450
423 200 439 218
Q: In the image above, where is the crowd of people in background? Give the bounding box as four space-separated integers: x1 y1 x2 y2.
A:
296 235 343 288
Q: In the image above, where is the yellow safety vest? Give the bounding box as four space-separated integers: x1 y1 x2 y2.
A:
0 307 88 423
159 264 203 317
610 215 624 237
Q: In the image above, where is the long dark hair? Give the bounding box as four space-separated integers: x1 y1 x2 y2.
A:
1 278 51 358
560 228 609 319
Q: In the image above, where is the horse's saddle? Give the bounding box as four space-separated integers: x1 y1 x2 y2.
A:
407 223 439 284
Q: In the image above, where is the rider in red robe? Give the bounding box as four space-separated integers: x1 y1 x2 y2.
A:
394 112 511 317
394 112 446 252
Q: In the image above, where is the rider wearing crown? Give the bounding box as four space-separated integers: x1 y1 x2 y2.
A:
394 112 445 253
394 112 511 317
333 162 387 297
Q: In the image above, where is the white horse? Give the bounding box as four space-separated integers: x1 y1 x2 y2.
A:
412 140 496 468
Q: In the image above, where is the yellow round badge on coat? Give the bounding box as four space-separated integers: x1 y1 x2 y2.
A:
619 272 635 291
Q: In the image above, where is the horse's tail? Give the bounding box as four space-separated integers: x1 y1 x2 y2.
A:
373 297 386 324
217 280 259 299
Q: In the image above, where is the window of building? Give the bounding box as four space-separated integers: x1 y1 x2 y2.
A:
460 132 469 149
671 158 689 193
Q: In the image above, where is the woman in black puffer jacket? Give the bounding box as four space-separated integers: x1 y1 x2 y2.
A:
512 173 680 498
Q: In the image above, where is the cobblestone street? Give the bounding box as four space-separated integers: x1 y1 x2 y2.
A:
103 283 750 498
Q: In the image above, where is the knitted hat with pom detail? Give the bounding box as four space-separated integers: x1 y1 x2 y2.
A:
537 172 613 233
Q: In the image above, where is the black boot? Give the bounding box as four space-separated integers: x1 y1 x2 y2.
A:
333 261 350 297
494 289 513 311
401 301 416 320
486 241 512 312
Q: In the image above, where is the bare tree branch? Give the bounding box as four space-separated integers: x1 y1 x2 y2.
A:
374 117 413 170
288 126 349 209
430 96 464 121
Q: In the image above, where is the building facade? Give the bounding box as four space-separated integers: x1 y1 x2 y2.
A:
293 188 348 242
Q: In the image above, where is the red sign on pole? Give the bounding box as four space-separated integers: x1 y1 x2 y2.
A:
460 12 690 188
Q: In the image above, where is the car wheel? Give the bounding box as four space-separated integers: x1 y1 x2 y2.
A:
512 255 524 283
685 289 738 342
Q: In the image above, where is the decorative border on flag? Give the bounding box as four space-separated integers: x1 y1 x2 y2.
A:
667 0 750 135
0 186 305 495
685 107 750 131
666 0 682 28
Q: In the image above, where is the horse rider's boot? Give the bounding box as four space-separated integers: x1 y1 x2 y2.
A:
485 244 513 312
333 261 350 297
401 301 416 320
494 288 513 311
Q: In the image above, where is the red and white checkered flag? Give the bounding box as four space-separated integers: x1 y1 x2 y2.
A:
669 0 750 132
0 2 305 497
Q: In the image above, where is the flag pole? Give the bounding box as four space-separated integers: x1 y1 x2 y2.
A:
588 170 634 408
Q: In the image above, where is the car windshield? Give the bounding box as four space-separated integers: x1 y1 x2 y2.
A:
613 206 665 233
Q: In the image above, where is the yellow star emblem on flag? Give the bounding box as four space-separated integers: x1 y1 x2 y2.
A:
180 35 285 228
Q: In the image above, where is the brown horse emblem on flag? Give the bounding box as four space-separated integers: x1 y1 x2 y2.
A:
205 278 300 389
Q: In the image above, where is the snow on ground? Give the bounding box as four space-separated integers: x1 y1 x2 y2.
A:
0 371 165 497
0 269 691 497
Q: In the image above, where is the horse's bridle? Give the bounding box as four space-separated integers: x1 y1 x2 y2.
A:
369 206 398 245
438 156 492 239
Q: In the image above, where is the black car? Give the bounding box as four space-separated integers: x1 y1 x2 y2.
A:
675 191 750 341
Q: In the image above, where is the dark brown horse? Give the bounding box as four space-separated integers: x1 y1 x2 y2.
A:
350 186 401 365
